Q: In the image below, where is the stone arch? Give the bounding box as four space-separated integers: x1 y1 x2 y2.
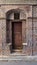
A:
6 8 26 42
6 8 26 20
6 8 26 53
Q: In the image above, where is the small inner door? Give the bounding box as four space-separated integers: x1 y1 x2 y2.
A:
12 22 22 50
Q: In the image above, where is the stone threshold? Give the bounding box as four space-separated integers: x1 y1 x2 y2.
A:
0 55 37 61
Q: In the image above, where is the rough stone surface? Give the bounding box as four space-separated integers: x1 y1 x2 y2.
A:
0 4 37 56
0 0 37 4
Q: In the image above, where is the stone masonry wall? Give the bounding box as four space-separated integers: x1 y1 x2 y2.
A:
0 5 37 56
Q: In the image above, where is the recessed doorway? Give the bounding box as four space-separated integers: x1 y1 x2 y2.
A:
12 22 22 51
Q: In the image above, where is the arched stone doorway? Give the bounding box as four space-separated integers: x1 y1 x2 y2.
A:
6 9 26 53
